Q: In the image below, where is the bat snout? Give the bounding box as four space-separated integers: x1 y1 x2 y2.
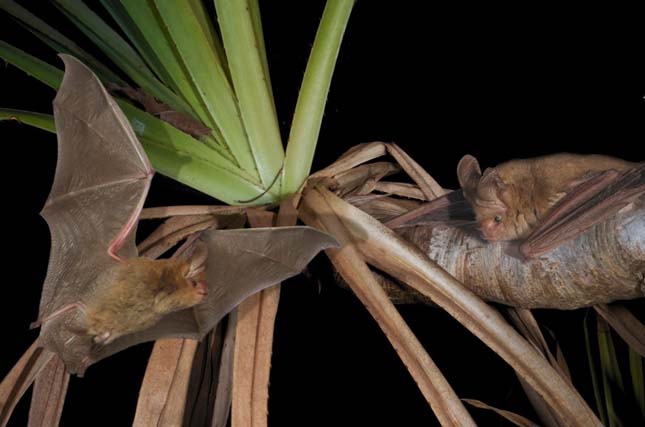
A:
194 281 208 298
479 219 505 242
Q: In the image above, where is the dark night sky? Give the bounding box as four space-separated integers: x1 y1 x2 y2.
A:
1 1 643 426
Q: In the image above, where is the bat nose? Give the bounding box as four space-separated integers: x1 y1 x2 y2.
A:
480 219 501 241
195 281 208 296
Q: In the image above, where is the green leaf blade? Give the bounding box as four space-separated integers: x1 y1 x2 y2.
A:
153 0 261 181
0 109 55 133
216 0 284 189
283 0 355 194
0 40 63 89
52 0 195 117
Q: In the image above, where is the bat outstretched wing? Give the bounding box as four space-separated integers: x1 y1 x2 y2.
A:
87 226 338 369
38 55 153 325
519 165 644 259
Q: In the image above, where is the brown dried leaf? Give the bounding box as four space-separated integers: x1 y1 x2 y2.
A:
373 181 426 200
212 311 236 427
331 162 400 196
463 399 541 427
140 205 245 219
385 143 447 200
28 355 69 427
301 188 476 427
0 340 53 427
182 326 223 427
232 209 283 427
308 185 601 426
594 304 645 357
311 142 387 179
133 339 198 427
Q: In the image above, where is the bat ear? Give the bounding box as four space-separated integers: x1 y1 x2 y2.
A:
479 167 509 203
457 155 482 201
186 240 208 278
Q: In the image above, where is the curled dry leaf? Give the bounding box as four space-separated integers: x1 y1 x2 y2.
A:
28 355 69 427
463 399 541 427
308 185 601 426
0 340 53 427
300 188 476 427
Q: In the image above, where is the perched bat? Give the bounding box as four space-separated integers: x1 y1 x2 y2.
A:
456 153 643 258
33 55 337 375
353 189 644 309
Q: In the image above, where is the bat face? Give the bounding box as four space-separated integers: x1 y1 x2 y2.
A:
457 155 519 241
152 259 208 315
472 203 510 241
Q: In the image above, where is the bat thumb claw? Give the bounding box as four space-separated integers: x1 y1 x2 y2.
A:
29 320 41 330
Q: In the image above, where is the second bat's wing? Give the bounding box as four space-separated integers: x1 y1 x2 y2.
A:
519 165 644 259
37 55 152 332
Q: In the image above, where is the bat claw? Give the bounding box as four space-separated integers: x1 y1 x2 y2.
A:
29 320 41 330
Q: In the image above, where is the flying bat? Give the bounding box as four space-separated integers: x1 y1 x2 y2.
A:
32 55 337 375
456 153 643 258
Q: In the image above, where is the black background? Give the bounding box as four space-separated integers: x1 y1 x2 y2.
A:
1 1 644 426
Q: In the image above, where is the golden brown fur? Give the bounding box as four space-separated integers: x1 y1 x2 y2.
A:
83 258 207 344
458 153 635 241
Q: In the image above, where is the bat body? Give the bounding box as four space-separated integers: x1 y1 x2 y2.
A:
81 258 207 345
34 55 337 375
457 153 642 258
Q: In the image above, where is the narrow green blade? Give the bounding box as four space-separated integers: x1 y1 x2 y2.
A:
0 40 63 89
0 109 55 133
52 0 195 117
215 0 284 189
99 0 175 88
629 350 645 420
598 316 625 427
584 311 609 425
118 0 227 150
0 0 124 85
153 0 261 181
283 0 355 194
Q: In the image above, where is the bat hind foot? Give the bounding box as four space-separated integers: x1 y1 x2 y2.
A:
93 331 111 344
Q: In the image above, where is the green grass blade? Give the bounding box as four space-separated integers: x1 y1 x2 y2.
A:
52 0 195 117
0 40 271 204
0 109 55 133
283 0 355 194
0 40 63 89
248 0 274 103
153 0 260 181
585 310 609 425
0 0 125 85
629 349 645 419
187 0 230 80
118 1 228 150
215 0 284 188
99 0 175 88
141 136 272 205
598 316 625 427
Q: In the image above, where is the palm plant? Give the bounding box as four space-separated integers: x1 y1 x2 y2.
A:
1 1 643 426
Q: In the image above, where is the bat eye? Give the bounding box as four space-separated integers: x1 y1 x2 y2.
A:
190 280 198 288
494 215 503 223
